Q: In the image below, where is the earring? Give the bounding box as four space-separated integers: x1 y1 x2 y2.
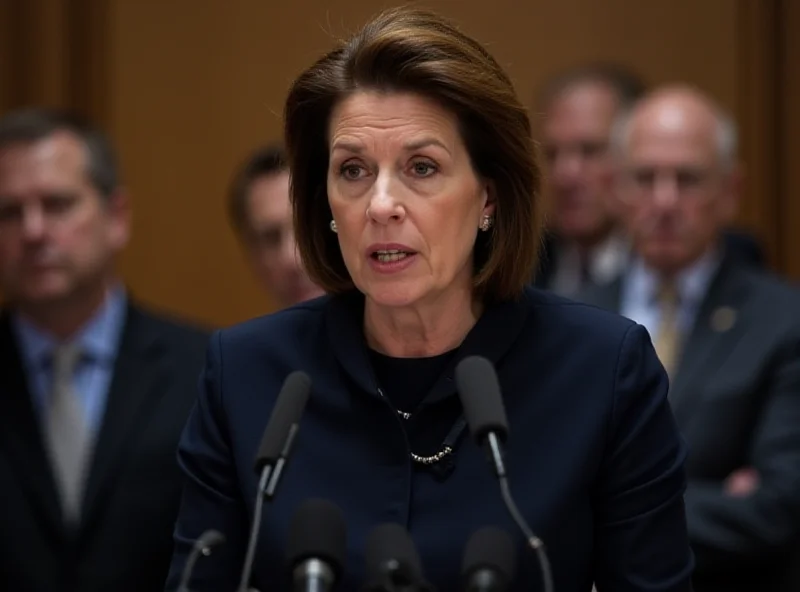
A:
479 215 494 232
329 219 338 233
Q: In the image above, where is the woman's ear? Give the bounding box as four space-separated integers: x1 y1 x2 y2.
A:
482 179 497 217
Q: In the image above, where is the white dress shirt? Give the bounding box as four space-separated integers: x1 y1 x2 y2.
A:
620 250 721 340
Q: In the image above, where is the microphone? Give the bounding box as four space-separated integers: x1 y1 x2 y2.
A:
177 529 226 592
461 526 516 592
286 498 347 592
237 371 313 592
455 356 553 592
362 523 435 592
254 371 313 495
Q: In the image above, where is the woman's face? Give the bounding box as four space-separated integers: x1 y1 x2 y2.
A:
326 90 494 309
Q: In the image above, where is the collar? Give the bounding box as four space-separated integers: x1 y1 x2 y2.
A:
558 231 630 284
11 284 128 369
324 289 532 405
629 248 721 307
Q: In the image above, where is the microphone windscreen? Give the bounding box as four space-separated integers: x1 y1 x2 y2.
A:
364 523 424 582
455 356 509 442
254 371 312 471
461 526 516 584
285 498 347 576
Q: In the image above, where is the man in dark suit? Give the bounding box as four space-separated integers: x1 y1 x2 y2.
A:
532 63 765 294
580 85 800 592
0 108 210 591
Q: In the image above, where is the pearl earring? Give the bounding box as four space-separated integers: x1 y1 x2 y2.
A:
479 215 494 232
329 219 338 233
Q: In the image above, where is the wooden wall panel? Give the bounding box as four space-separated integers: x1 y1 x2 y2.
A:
735 0 781 268
0 1 12 114
5 0 70 108
106 0 748 327
0 0 108 115
1 0 796 324
65 0 110 122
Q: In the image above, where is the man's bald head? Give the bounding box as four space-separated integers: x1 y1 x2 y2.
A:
612 85 741 275
612 84 738 171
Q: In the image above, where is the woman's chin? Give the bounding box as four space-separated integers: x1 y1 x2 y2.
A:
363 282 426 309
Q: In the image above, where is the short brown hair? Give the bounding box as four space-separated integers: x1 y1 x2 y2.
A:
0 107 120 200
284 6 541 302
227 143 288 238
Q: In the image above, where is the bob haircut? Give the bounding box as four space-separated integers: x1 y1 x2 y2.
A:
284 6 541 302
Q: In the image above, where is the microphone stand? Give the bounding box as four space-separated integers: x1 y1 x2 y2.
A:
237 463 272 592
237 423 301 592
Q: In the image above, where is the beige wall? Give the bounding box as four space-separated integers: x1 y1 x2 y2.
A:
2 0 797 326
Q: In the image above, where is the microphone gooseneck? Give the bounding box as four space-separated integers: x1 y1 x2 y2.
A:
455 356 554 592
286 498 348 592
177 529 226 592
486 429 549 558
237 371 313 592
495 476 552 589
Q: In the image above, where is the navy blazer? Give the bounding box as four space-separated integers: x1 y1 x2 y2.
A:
166 287 694 591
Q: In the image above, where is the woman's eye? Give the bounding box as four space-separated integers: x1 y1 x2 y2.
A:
340 164 365 179
411 161 437 177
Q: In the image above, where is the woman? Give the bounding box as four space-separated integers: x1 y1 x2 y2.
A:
166 7 693 591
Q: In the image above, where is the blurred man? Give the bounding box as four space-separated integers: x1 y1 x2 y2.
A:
534 63 765 296
582 86 800 592
228 144 324 307
534 63 646 295
0 108 209 592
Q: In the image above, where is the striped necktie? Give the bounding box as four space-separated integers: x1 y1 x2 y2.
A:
44 343 92 525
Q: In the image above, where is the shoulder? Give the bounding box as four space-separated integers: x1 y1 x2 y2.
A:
198 296 334 425
731 267 800 333
722 228 765 266
215 294 330 350
521 285 642 350
742 268 800 308
206 294 332 374
516 286 658 403
512 288 668 460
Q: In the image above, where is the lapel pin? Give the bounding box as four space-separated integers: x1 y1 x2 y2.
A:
711 306 737 333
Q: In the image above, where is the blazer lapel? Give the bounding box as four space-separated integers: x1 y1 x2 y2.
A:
668 258 749 426
79 304 170 532
0 311 65 538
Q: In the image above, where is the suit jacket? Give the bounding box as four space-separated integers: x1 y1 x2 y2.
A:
579 257 800 592
165 287 693 591
533 227 766 290
0 302 210 592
